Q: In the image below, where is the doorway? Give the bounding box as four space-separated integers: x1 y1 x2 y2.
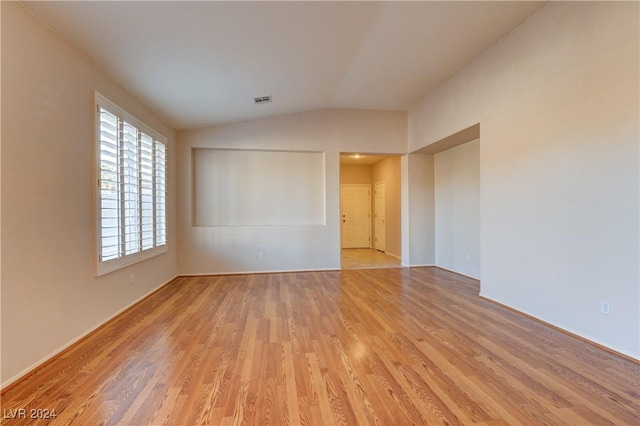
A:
339 154 403 270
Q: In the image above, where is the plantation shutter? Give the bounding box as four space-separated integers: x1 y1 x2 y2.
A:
96 94 167 275
154 142 167 246
140 133 155 250
99 107 121 261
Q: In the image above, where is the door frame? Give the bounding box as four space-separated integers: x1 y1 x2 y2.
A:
374 180 385 252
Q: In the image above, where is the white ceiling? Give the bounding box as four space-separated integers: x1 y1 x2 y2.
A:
22 1 546 130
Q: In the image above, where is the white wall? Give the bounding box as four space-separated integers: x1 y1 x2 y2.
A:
409 2 640 358
1 2 178 386
435 139 480 279
177 109 407 275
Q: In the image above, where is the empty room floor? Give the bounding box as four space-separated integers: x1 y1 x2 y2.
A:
1 268 638 425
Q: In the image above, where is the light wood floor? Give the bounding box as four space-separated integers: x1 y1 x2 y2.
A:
341 248 402 270
2 268 638 425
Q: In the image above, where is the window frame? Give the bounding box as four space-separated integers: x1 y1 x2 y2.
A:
94 93 168 276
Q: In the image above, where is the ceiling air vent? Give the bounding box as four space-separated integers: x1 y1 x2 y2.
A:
254 95 272 105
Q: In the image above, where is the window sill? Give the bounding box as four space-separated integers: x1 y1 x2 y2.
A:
96 244 168 277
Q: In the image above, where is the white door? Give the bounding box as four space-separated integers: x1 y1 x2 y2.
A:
341 185 371 248
375 181 385 252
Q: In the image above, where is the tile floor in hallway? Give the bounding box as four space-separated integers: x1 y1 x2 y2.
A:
341 248 403 270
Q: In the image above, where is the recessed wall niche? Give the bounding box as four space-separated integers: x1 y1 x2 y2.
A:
192 149 326 226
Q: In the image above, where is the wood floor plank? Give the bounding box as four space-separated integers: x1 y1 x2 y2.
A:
1 267 638 425
281 341 301 426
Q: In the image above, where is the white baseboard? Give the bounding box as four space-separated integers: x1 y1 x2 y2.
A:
479 293 640 362
180 267 340 277
0 274 179 390
434 265 480 280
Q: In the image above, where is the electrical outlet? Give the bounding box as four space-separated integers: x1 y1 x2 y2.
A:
130 273 135 283
258 251 265 259
600 300 611 316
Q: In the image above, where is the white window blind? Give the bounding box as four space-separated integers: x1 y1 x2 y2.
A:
96 94 167 276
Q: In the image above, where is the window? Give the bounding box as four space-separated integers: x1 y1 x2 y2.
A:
95 94 167 276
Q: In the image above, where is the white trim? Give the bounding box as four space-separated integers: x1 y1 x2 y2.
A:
0 275 179 390
407 264 436 268
374 180 386 252
180 268 341 277
97 245 168 276
435 265 480 280
341 266 406 271
479 293 640 361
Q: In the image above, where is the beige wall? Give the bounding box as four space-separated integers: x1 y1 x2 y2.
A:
408 2 639 358
1 2 178 386
372 157 401 258
402 153 435 267
340 164 372 185
177 109 407 275
434 139 480 278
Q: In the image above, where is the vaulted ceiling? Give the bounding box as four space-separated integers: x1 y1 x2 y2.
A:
23 1 546 130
